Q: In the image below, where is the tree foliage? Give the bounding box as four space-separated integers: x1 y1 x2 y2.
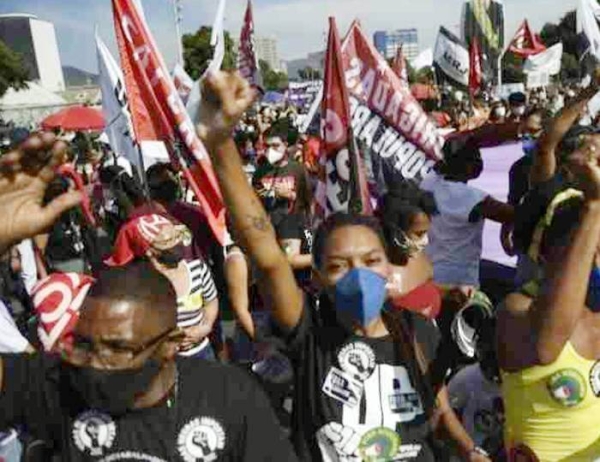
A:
259 59 289 91
182 26 236 80
298 67 321 81
0 39 28 98
539 10 580 82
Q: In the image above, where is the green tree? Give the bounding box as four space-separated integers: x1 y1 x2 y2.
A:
298 66 321 81
0 40 28 98
539 10 581 82
182 26 236 80
259 59 289 91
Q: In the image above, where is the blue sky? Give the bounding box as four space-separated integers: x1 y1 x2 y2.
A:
0 0 579 73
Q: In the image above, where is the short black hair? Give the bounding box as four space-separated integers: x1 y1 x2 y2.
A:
380 181 438 234
436 136 482 177
91 260 177 326
146 162 181 203
312 213 386 269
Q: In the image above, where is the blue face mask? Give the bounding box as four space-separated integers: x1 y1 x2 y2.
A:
334 268 387 329
522 136 538 158
587 267 600 312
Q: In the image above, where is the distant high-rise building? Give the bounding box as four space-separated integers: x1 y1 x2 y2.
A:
255 36 281 72
373 28 419 61
0 13 65 92
234 35 282 72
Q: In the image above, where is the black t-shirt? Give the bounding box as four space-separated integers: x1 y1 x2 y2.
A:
281 305 442 462
252 161 311 217
508 155 532 207
275 214 313 290
0 355 297 461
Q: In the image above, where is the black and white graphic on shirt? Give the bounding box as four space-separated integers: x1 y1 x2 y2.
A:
590 360 600 397
177 417 226 462
318 364 424 461
337 342 376 381
323 367 364 408
72 410 116 457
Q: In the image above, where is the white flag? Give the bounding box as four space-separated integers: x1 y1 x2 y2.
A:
434 27 470 87
578 0 600 60
524 43 563 76
186 0 227 123
95 31 142 177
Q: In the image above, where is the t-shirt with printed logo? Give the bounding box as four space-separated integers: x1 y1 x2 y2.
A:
280 303 443 462
0 356 297 461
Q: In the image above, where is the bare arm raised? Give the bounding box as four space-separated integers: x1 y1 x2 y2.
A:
197 72 304 331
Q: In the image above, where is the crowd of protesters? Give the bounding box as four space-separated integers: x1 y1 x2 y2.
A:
0 69 599 462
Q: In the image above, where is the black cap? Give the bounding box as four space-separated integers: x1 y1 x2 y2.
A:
508 92 527 105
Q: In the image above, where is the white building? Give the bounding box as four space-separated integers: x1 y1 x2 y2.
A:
234 34 283 72
0 13 65 93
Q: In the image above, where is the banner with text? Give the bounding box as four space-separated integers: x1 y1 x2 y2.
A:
342 21 445 184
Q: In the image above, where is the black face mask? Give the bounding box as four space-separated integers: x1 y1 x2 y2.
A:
64 358 162 416
156 243 185 269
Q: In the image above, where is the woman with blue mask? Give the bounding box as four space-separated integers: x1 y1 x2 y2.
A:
197 71 491 462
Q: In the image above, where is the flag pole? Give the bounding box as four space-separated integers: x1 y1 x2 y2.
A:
171 0 184 66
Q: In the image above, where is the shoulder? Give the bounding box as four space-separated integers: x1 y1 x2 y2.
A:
179 359 257 395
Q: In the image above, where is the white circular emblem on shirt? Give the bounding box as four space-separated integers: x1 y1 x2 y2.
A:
177 416 226 462
590 361 600 397
337 341 376 381
72 410 116 457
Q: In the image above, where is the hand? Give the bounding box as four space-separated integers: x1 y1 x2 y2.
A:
468 452 491 462
0 133 81 254
569 142 600 202
180 321 212 350
197 71 257 149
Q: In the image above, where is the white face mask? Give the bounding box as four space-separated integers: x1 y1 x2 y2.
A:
412 234 429 253
267 147 285 165
512 106 526 117
493 107 506 119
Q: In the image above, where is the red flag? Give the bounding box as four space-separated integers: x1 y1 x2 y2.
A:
392 45 409 87
319 17 372 216
112 0 226 245
508 20 546 57
469 37 483 96
237 0 261 87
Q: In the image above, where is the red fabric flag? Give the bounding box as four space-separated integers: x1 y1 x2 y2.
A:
320 17 372 215
112 0 225 245
469 36 483 96
508 20 546 57
392 45 409 87
237 0 261 87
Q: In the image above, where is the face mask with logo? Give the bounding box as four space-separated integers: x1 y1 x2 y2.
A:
266 148 285 165
334 268 387 329
64 358 162 416
392 228 428 256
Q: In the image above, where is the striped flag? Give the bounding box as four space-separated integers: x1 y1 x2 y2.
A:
237 0 262 88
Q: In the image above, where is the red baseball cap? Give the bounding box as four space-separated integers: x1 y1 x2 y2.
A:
104 214 181 266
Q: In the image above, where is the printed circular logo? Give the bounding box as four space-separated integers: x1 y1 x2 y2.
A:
589 361 600 397
72 410 116 457
337 341 376 381
358 427 401 461
509 444 539 462
177 416 226 462
547 369 586 407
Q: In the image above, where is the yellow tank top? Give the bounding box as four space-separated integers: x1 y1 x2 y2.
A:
502 342 600 461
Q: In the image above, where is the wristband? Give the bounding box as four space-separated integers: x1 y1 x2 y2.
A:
469 446 489 458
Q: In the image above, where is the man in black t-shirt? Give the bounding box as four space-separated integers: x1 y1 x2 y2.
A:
0 261 296 461
252 126 311 227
